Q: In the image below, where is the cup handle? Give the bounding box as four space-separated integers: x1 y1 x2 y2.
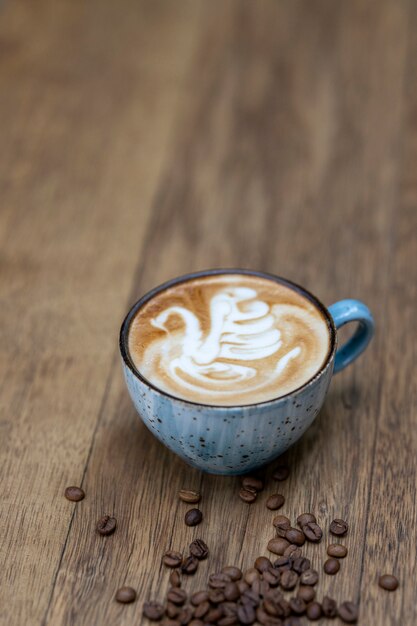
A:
328 299 375 374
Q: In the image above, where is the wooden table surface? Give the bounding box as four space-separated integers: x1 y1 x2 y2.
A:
1 1 416 624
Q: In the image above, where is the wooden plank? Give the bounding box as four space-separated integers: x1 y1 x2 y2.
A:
0 0 203 624
43 1 413 625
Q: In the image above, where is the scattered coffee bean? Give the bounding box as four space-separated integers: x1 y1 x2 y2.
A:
237 580 250 594
224 582 240 601
209 572 231 589
193 601 210 619
289 597 306 615
184 508 202 526
322 596 337 617
296 512 316 526
178 607 194 625
163 551 183 568
166 602 180 618
190 591 208 606
115 586 136 604
274 556 292 571
263 598 279 616
181 555 198 575
242 476 264 492
239 488 257 503
169 570 181 587
324 557 341 575
378 574 399 591
302 522 322 543
327 543 348 558
297 586 315 603
338 601 359 623
299 569 318 586
189 538 208 560
266 494 285 511
256 606 272 624
330 518 349 536
218 616 238 626
237 603 256 625
285 528 305 546
263 568 281 586
222 565 242 581
143 600 164 618
306 601 322 620
267 537 290 555
280 570 298 590
167 588 187 605
205 607 223 623
209 588 225 604
251 578 269 598
273 597 291 617
96 515 117 536
292 557 310 574
178 489 201 504
64 486 85 502
283 544 302 559
244 567 260 585
254 556 272 572
272 465 290 481
273 515 291 536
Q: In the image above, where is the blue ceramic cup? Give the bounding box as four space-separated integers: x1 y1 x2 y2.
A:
120 269 374 475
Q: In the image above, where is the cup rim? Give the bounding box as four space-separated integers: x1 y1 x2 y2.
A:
119 268 337 409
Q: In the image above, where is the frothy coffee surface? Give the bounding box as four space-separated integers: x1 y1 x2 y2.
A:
128 274 331 405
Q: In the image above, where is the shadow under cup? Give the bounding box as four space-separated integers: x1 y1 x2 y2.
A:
119 269 373 475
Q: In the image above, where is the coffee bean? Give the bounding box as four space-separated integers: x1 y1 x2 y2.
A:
263 568 280 586
115 586 136 604
254 556 272 572
237 580 249 594
299 569 318 586
378 574 399 590
178 489 201 504
251 578 269 598
255 607 272 624
167 588 187 605
191 590 208 606
322 596 337 617
330 518 348 536
237 603 256 624
280 570 298 590
222 602 239 617
297 586 315 603
244 567 260 585
285 528 305 546
267 537 290 555
338 601 359 623
178 607 194 625
218 616 238 626
208 588 225 604
184 508 202 526
224 582 240 601
143 600 164 618
273 556 292 571
292 557 310 574
189 538 208 560
273 515 291 536
205 607 223 623
263 598 280 616
306 601 322 620
302 522 322 543
283 544 302 559
166 603 181 618
193 601 210 619
169 570 181 587
266 597 290 618
64 486 85 502
289 597 306 615
181 555 198 575
242 476 264 492
189 621 203 626
96 515 117 536
222 565 242 581
327 543 348 558
209 572 232 589
266 494 285 510
296 513 316 527
239 488 257 503
163 551 183 568
272 465 290 481
162 620 180 626
283 617 301 626
324 557 340 575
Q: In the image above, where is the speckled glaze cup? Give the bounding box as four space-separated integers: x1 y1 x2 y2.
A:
120 269 374 475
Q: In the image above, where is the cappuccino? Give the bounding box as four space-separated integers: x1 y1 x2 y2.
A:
127 274 331 405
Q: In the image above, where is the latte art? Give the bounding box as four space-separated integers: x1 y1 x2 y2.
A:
128 275 331 405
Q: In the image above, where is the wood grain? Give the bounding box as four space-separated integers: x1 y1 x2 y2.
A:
0 0 416 624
